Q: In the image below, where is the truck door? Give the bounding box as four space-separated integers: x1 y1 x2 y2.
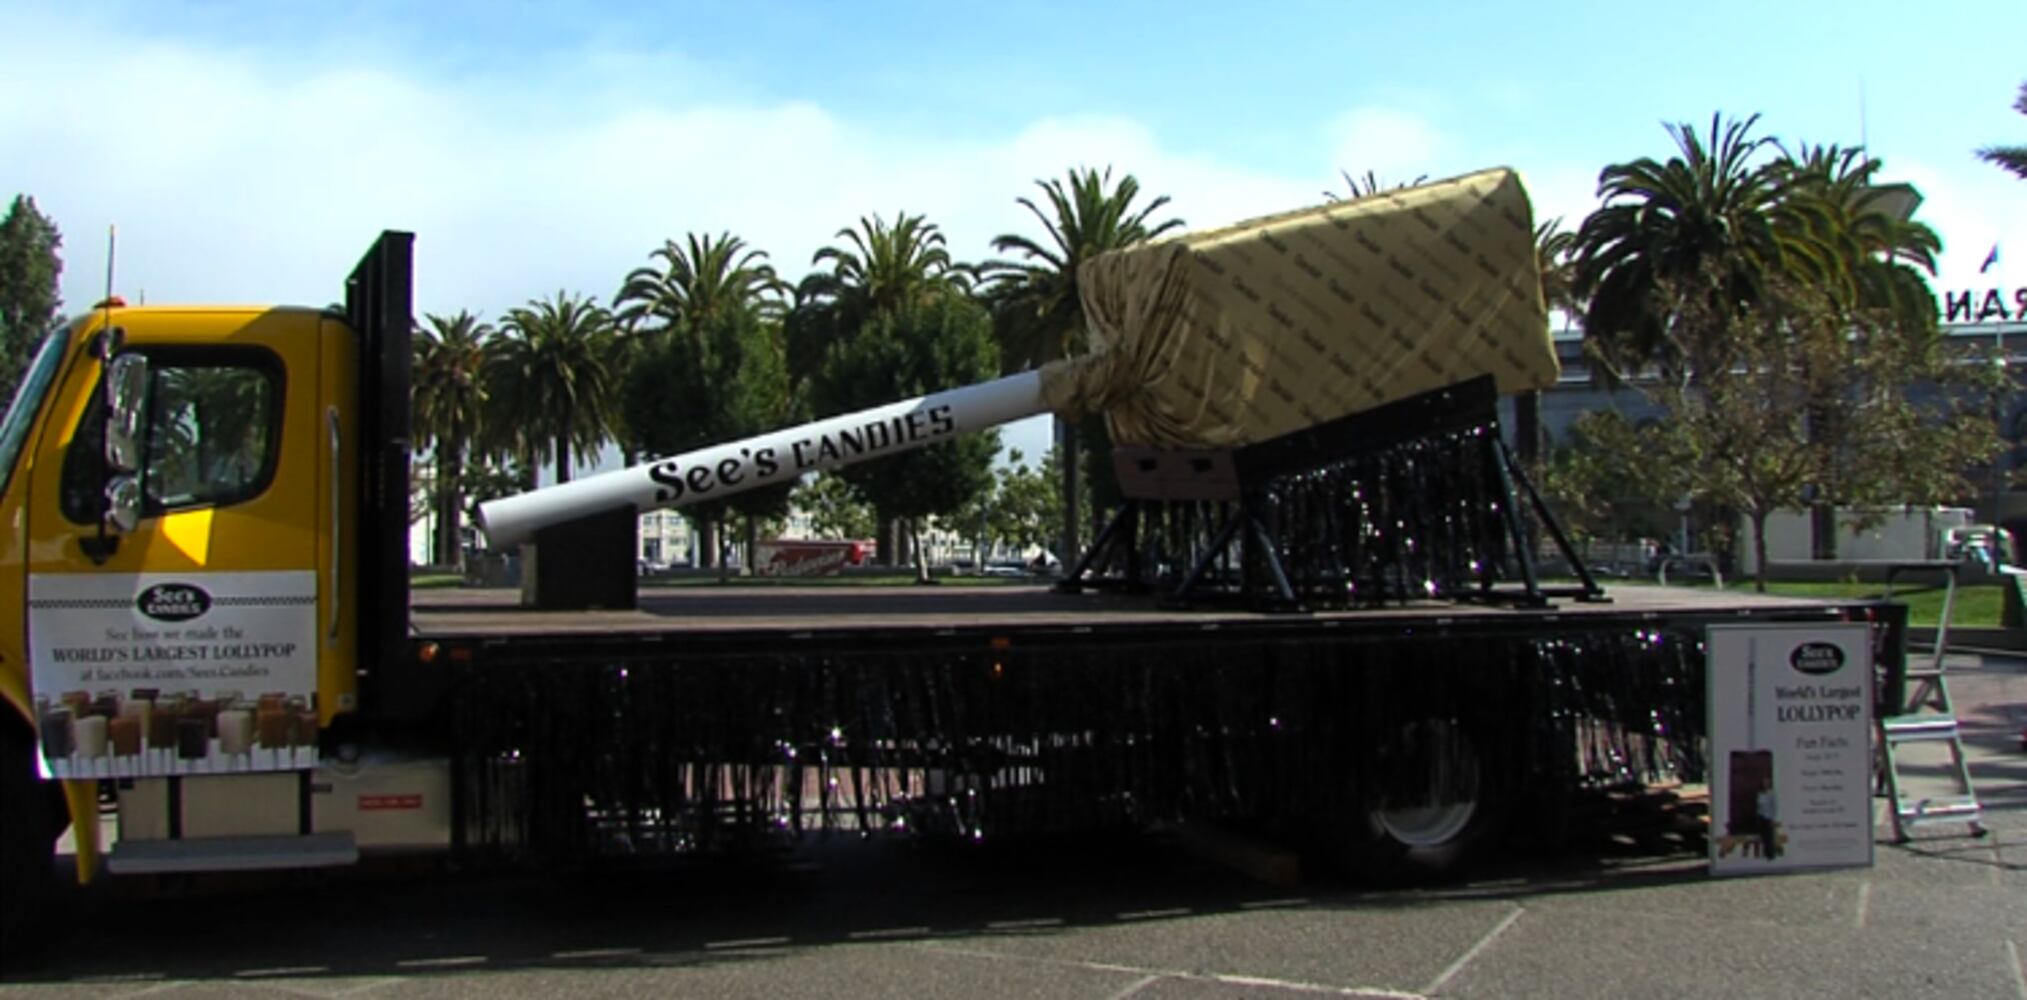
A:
24 309 327 780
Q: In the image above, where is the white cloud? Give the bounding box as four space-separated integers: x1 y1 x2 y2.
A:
5 9 1321 324
1324 107 1446 188
1887 157 2027 296
1515 162 1602 236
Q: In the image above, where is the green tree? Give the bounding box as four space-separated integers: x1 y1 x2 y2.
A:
1572 113 1833 387
1629 276 1999 590
1774 144 1939 329
789 212 972 400
615 231 787 335
802 212 971 331
798 212 976 563
622 307 793 578
1767 145 1944 555
615 231 791 561
413 311 491 568
0 195 64 399
1537 410 1680 547
487 291 617 488
811 295 1001 582
1516 219 1582 466
985 167 1182 568
1978 81 2027 181
1000 448 1065 558
459 456 528 517
949 448 1063 570
1323 169 1427 201
793 471 877 541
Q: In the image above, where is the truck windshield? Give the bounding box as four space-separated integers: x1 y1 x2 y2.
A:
0 328 71 497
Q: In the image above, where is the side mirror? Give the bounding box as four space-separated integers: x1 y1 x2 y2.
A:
104 353 148 474
104 475 141 534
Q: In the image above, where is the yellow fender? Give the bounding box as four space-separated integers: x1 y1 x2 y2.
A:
63 779 99 883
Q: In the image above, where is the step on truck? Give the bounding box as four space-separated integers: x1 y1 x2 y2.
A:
0 171 1905 960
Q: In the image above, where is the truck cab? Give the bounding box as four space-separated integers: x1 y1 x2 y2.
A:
2 236 424 949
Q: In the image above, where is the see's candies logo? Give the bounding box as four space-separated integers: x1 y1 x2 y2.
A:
1789 641 1846 676
137 583 211 622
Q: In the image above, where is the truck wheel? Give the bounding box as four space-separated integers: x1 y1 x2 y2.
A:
1 722 61 966
1326 717 1510 884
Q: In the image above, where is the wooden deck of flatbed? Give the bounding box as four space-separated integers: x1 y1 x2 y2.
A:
411 582 1864 644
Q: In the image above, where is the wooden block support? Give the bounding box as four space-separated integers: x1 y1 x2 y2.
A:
521 505 639 611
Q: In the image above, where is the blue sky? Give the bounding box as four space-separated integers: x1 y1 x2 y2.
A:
7 0 2027 468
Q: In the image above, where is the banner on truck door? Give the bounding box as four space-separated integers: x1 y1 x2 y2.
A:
28 571 319 779
1707 623 1873 876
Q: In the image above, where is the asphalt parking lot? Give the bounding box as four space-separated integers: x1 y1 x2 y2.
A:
3 654 2022 1000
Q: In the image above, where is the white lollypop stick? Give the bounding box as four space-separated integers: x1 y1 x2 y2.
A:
74 715 108 758
219 709 254 756
478 371 1048 548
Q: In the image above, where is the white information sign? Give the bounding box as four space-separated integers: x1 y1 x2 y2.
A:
28 571 319 779
1707 623 1873 875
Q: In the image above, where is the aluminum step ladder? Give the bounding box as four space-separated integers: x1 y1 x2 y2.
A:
1876 562 1986 842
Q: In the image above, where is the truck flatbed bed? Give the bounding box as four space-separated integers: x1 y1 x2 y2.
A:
410 583 1857 645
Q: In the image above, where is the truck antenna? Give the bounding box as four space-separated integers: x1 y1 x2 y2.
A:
96 224 122 357
1858 77 1869 161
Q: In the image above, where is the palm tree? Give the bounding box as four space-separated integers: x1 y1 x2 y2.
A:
795 212 973 564
487 291 617 487
1323 169 1428 202
984 167 1183 566
613 232 787 466
800 212 971 330
1764 143 1946 559
1979 81 2027 181
790 212 971 404
614 232 788 337
1571 113 1833 387
414 310 492 567
1774 143 1940 331
1535 219 1582 319
1516 220 1582 465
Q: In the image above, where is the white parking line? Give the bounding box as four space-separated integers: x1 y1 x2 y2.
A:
1422 905 1524 996
303 978 408 998
2006 940 2026 1000
1116 907 1192 921
1854 880 1872 929
985 917 1064 930
106 983 188 999
918 941 1428 998
551 947 643 960
1210 972 1424 997
394 956 487 969
703 936 790 950
1106 973 1161 999
847 926 931 940
234 966 332 978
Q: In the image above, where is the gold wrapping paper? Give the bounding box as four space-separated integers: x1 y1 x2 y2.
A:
1039 167 1558 448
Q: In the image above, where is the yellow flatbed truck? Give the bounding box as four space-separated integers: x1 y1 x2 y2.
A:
0 232 1900 962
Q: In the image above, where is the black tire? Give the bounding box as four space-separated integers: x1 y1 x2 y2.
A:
1320 716 1512 885
1 718 63 968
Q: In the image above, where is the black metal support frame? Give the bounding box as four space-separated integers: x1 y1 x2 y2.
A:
443 598 1887 862
1056 377 1607 610
345 231 439 725
1056 503 1145 595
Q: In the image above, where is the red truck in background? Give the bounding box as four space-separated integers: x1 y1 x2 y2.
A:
752 539 872 577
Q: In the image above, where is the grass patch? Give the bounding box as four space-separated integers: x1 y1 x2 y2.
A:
1754 581 2000 628
645 572 1036 587
410 573 463 589
1614 577 2000 627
